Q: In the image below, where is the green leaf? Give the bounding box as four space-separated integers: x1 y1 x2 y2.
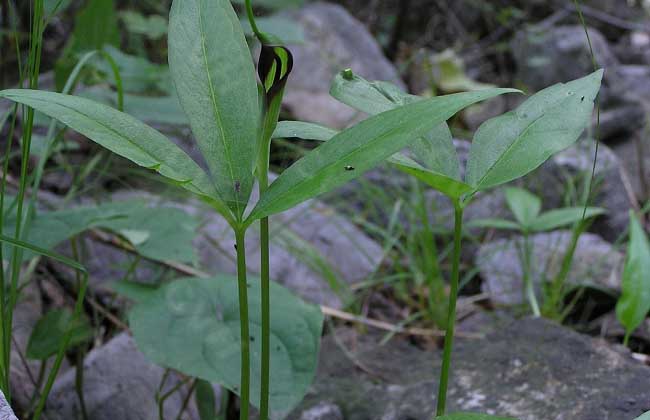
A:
0 89 230 219
467 218 521 231
169 0 260 218
249 87 518 221
195 379 218 420
26 309 93 360
635 411 650 420
528 207 606 232
3 200 200 264
387 154 473 200
616 211 650 340
504 187 541 227
436 413 518 420
129 275 323 414
120 11 168 40
330 71 471 197
111 280 159 303
70 0 119 51
466 70 603 191
273 121 339 141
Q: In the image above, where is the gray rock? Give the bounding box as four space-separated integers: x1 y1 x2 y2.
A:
0 390 18 420
533 140 633 242
596 103 646 141
608 64 650 105
289 318 650 420
613 137 650 202
44 333 196 420
298 401 344 420
512 25 618 96
614 31 650 65
282 2 405 129
477 231 623 306
61 189 383 309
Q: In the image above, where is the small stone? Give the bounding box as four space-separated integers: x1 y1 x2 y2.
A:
298 401 344 420
0 390 18 420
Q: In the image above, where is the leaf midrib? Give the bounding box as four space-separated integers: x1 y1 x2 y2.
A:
472 93 573 189
197 0 240 215
21 94 211 196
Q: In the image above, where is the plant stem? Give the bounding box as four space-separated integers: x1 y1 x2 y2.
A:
235 229 251 420
436 203 463 416
522 233 541 317
259 177 271 419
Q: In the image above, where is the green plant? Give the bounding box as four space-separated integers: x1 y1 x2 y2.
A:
616 211 650 347
0 0 517 418
273 68 602 418
470 187 605 316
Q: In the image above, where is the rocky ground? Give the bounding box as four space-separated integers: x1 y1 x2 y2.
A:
2 0 650 419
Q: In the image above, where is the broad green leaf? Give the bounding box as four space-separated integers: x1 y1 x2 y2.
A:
111 280 159 303
195 379 218 420
120 11 168 40
616 212 650 340
0 90 229 218
273 121 338 141
26 309 93 360
635 411 650 420
504 187 541 227
436 413 518 420
330 71 468 196
2 200 199 264
129 275 323 414
466 70 603 191
467 218 521 231
71 0 119 51
528 207 606 232
249 88 518 221
169 0 260 218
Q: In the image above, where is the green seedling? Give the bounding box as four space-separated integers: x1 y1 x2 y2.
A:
470 186 605 316
616 211 650 347
275 68 602 418
0 0 516 418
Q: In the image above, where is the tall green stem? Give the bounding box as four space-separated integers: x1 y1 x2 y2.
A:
258 174 271 420
235 229 251 420
522 233 540 317
436 203 463 416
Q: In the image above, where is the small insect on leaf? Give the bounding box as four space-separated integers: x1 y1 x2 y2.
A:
342 68 354 81
344 165 355 171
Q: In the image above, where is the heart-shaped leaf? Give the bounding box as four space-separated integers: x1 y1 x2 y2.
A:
129 275 323 415
616 211 650 341
466 70 603 191
169 0 260 218
249 87 518 221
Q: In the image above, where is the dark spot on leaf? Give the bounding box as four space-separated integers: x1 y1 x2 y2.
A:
234 243 237 250
234 181 241 193
247 283 251 288
250 336 255 342
345 165 355 171
276 345 281 351
581 96 585 101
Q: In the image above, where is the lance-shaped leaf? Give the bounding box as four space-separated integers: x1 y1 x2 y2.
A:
466 70 603 191
330 71 472 198
248 87 518 222
528 207 605 232
616 211 650 342
273 121 338 141
169 0 260 218
0 90 230 218
504 187 541 227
